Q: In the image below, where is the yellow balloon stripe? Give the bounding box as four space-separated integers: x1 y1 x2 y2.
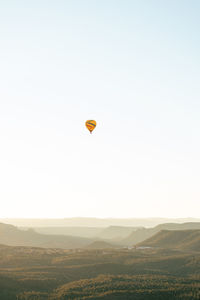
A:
85 120 97 132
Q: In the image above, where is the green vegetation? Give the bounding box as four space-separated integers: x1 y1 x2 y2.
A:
0 244 199 299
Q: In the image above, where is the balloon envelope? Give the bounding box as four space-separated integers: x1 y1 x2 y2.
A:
85 120 97 133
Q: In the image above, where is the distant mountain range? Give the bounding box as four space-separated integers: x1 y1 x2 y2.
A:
31 226 103 238
33 225 140 241
138 229 200 251
0 221 200 250
26 223 200 246
1 217 200 228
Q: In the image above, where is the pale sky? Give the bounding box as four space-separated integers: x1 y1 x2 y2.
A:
0 0 200 218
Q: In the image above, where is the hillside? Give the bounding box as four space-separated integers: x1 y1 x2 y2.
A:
122 222 200 246
95 226 139 240
0 223 92 249
138 230 200 251
86 241 115 249
33 226 103 238
29 226 140 243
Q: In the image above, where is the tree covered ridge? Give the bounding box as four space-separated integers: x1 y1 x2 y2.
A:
19 275 200 300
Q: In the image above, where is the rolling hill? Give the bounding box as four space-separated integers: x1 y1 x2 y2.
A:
0 223 92 249
33 226 103 238
122 222 200 246
137 229 200 251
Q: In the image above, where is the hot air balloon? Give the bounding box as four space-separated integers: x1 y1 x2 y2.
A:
85 120 97 134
